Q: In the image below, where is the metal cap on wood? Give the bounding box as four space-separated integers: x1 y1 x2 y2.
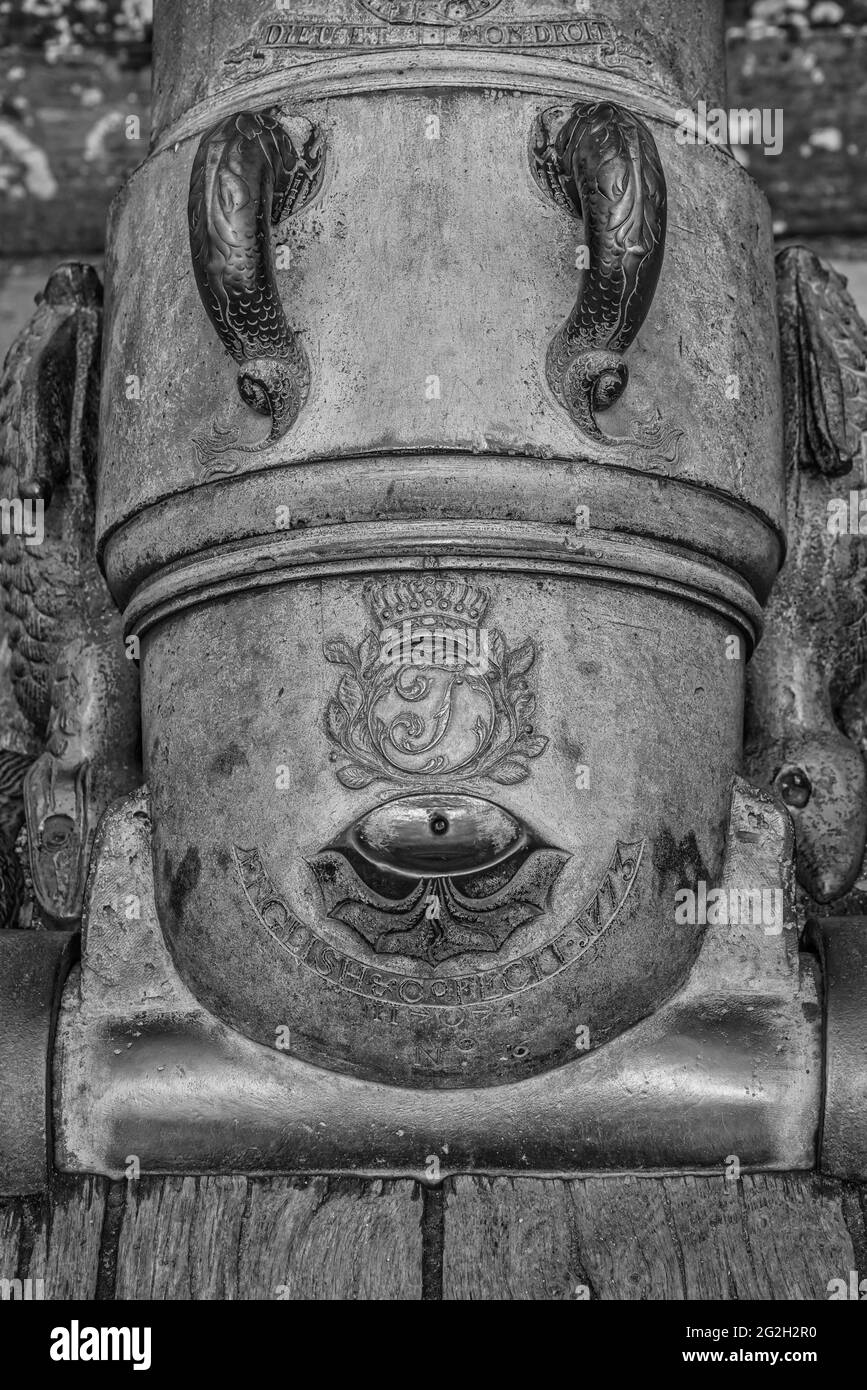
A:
0 931 78 1195
807 917 867 1182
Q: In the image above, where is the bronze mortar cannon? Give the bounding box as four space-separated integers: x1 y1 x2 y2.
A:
1 0 865 1192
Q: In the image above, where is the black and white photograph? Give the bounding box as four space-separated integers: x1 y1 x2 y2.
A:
0 0 866 1347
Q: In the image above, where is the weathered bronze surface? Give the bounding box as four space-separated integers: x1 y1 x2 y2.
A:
533 99 674 448
1 266 103 741
2 0 866 1191
0 264 141 928
806 917 867 1181
188 107 325 470
0 750 30 929
746 248 867 904
0 930 77 1194
94 0 784 1093
53 781 820 1179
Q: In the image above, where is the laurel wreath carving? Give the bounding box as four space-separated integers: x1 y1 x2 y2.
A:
323 627 548 790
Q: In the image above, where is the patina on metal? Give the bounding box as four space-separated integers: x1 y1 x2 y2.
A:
53 781 819 1180
0 750 30 930
532 99 673 448
0 931 77 1194
93 0 782 1092
2 0 867 1192
187 107 325 471
746 247 867 904
807 917 867 1181
0 263 141 928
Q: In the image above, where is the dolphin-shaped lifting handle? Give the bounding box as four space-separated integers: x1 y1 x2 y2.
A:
534 100 668 444
187 107 324 471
